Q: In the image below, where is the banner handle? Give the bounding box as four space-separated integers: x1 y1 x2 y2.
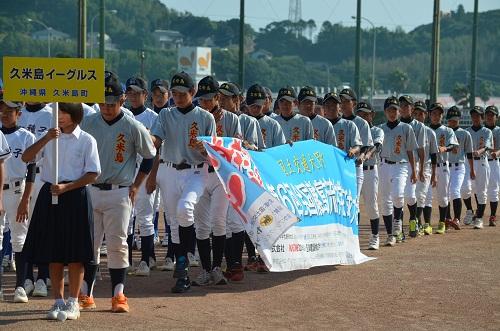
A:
51 102 59 205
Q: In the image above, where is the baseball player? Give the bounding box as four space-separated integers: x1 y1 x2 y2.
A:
399 95 426 239
485 105 499 226
322 92 361 159
445 106 473 229
0 124 11 301
426 102 458 234
378 97 417 246
339 88 374 208
151 71 216 293
262 87 274 117
0 100 36 303
297 86 336 146
191 76 241 286
123 76 159 277
274 86 314 142
356 101 384 250
315 97 325 117
147 79 175 269
79 71 156 313
461 106 493 229
17 102 52 297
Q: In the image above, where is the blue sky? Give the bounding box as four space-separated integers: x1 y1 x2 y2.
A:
161 0 499 32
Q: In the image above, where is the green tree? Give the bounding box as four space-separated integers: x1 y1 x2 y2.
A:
451 82 469 106
387 69 409 95
478 80 493 103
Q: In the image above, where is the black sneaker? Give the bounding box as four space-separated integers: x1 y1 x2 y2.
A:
173 256 189 279
171 277 191 293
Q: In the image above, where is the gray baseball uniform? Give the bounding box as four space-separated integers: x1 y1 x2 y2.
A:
239 113 265 149
330 118 362 152
257 115 286 148
274 114 314 142
310 114 336 145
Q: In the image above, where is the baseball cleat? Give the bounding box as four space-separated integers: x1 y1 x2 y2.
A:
435 221 446 234
395 231 404 243
78 293 96 310
368 234 379 250
489 216 497 227
33 279 48 297
409 220 418 238
111 293 129 313
423 223 433 235
244 256 258 271
463 210 474 225
171 277 191 293
227 263 244 281
187 252 200 268
46 302 65 320
24 279 34 296
157 257 175 271
58 301 80 320
447 218 461 230
192 270 211 286
13 287 29 303
173 256 189 279
134 261 150 277
211 267 228 285
473 218 483 229
384 235 396 247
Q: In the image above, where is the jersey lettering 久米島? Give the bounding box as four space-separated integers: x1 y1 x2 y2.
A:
432 124 459 164
378 122 418 162
238 113 265 149
274 113 314 142
364 126 384 167
310 114 336 146
330 118 361 152
257 115 286 148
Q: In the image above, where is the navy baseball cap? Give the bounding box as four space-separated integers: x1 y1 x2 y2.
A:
277 86 296 102
171 72 194 93
196 76 219 100
384 96 400 110
219 82 240 97
356 101 373 113
104 71 123 104
485 105 499 116
339 87 357 101
429 102 444 113
246 84 266 106
446 106 461 120
399 95 414 105
470 105 484 115
150 79 169 93
413 100 427 112
298 86 317 102
263 87 272 98
323 92 341 103
316 96 324 105
126 77 147 92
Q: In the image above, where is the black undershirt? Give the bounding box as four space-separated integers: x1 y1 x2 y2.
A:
130 105 146 116
0 126 20 134
103 111 124 126
430 123 441 130
343 114 356 121
471 125 482 132
177 104 195 115
281 114 295 121
153 102 169 114
485 125 496 131
25 104 45 112
329 117 341 126
451 126 458 131
387 120 400 129
308 114 317 120
400 117 412 124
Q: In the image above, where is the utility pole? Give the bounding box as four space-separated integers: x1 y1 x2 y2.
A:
469 0 479 108
140 50 145 78
354 0 361 98
429 0 440 104
99 0 105 58
78 0 87 58
238 0 245 89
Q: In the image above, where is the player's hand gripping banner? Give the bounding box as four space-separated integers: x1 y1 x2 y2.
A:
201 137 373 271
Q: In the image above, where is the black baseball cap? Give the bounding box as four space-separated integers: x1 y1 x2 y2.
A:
485 105 499 116
171 72 195 93
384 96 400 110
399 95 414 105
470 105 484 115
263 87 272 98
126 77 147 92
219 82 240 97
413 100 427 112
339 87 357 101
150 79 169 93
0 100 23 108
196 76 219 100
104 71 123 104
277 86 296 102
446 106 461 120
316 97 324 105
323 92 341 103
356 101 373 113
298 86 317 102
429 102 444 113
246 84 266 106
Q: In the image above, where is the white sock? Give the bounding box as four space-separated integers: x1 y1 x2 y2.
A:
67 297 77 304
113 283 124 297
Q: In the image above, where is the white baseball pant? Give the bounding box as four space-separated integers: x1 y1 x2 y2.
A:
194 172 229 240
404 162 418 205
487 159 499 202
416 162 432 208
157 164 208 244
356 165 364 198
361 166 380 220
448 162 466 200
462 159 490 204
378 162 408 216
430 163 450 207
127 179 155 237
1 180 28 253
90 186 132 269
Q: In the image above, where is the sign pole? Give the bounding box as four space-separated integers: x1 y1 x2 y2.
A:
52 102 59 205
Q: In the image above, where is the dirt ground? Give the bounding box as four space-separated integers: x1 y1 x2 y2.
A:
1 206 499 330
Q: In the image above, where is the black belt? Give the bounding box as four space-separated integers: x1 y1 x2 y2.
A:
3 181 21 190
168 162 204 171
450 162 462 167
160 159 165 164
36 167 40 174
363 165 375 171
92 183 128 191
383 159 397 164
488 159 497 162
208 166 215 173
436 162 448 167
473 157 485 160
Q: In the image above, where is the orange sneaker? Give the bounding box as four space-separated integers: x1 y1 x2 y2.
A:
78 293 96 310
111 293 129 313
